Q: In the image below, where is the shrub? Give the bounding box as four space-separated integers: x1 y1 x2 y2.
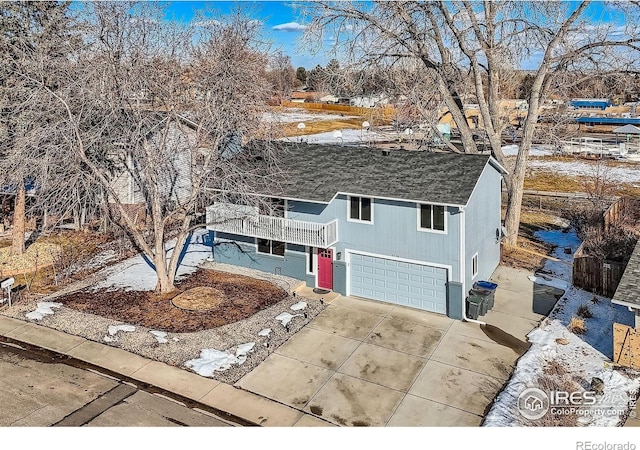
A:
576 304 593 319
568 317 586 335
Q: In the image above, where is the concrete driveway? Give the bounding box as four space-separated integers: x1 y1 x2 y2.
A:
236 266 558 426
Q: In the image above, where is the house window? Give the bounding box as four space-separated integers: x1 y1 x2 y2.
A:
307 247 315 274
472 253 479 278
257 239 285 257
348 196 372 222
418 203 446 232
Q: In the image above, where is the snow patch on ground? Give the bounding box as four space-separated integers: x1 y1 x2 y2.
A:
290 301 307 311
150 330 168 344
185 349 240 376
278 128 392 145
258 328 272 337
534 228 582 281
185 342 256 377
263 110 357 123
528 275 569 291
103 324 136 342
275 311 302 327
502 145 553 157
484 319 640 426
235 342 255 364
25 302 62 321
529 160 640 183
484 228 639 427
94 229 211 292
108 324 136 336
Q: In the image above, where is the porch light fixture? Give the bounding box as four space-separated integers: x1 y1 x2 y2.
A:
337 251 342 260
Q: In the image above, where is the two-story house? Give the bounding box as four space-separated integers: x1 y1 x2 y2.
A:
206 143 506 320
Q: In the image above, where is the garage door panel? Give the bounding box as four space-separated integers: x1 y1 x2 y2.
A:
349 252 447 314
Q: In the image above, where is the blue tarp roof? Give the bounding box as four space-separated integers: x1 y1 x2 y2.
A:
570 99 611 108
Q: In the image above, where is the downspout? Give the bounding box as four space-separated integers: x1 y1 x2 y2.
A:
460 206 486 325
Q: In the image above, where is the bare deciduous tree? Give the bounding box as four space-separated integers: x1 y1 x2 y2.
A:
0 1 78 255
18 2 281 293
302 1 640 246
266 51 299 99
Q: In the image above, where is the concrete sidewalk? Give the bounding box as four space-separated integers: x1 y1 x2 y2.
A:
0 315 332 427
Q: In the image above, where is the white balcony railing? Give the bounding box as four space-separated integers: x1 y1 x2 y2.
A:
206 204 338 248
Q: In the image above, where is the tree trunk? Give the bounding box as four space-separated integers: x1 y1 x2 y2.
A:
153 235 176 294
502 77 546 247
11 180 26 256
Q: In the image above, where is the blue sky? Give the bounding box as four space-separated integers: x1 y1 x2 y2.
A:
161 1 629 71
71 1 631 72
163 1 319 68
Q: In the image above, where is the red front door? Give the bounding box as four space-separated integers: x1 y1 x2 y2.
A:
317 248 333 290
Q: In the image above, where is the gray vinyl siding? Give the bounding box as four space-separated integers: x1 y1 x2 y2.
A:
214 232 307 281
287 196 461 278
464 163 503 293
109 121 193 205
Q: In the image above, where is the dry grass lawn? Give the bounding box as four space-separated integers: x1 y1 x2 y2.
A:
2 231 113 293
501 209 561 271
279 117 367 137
0 241 61 276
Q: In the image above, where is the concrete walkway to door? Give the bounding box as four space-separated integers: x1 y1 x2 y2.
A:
236 266 553 427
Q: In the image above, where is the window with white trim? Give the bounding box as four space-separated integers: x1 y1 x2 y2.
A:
472 253 478 278
418 203 446 232
348 196 372 222
257 239 285 256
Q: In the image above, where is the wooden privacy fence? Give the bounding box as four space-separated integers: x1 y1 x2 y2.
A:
572 251 625 298
603 196 640 232
279 101 396 121
572 196 639 297
613 323 640 369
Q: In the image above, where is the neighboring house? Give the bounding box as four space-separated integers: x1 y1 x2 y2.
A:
350 93 389 108
289 91 322 103
108 115 198 224
611 239 640 330
206 143 507 320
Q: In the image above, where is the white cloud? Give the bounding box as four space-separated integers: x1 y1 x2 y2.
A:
272 22 307 32
193 19 221 28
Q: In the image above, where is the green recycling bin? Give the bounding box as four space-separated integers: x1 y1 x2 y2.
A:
466 294 484 320
469 289 490 316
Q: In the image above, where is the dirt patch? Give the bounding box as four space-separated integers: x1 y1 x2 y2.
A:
171 287 224 311
55 269 287 333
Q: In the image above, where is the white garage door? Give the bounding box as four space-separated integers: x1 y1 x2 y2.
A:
349 253 448 314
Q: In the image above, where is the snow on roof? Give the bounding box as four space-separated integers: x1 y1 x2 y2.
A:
613 124 640 135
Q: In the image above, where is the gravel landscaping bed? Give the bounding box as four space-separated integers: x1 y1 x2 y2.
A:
0 262 325 384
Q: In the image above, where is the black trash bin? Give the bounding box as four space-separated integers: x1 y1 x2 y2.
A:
466 293 485 320
473 281 498 311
